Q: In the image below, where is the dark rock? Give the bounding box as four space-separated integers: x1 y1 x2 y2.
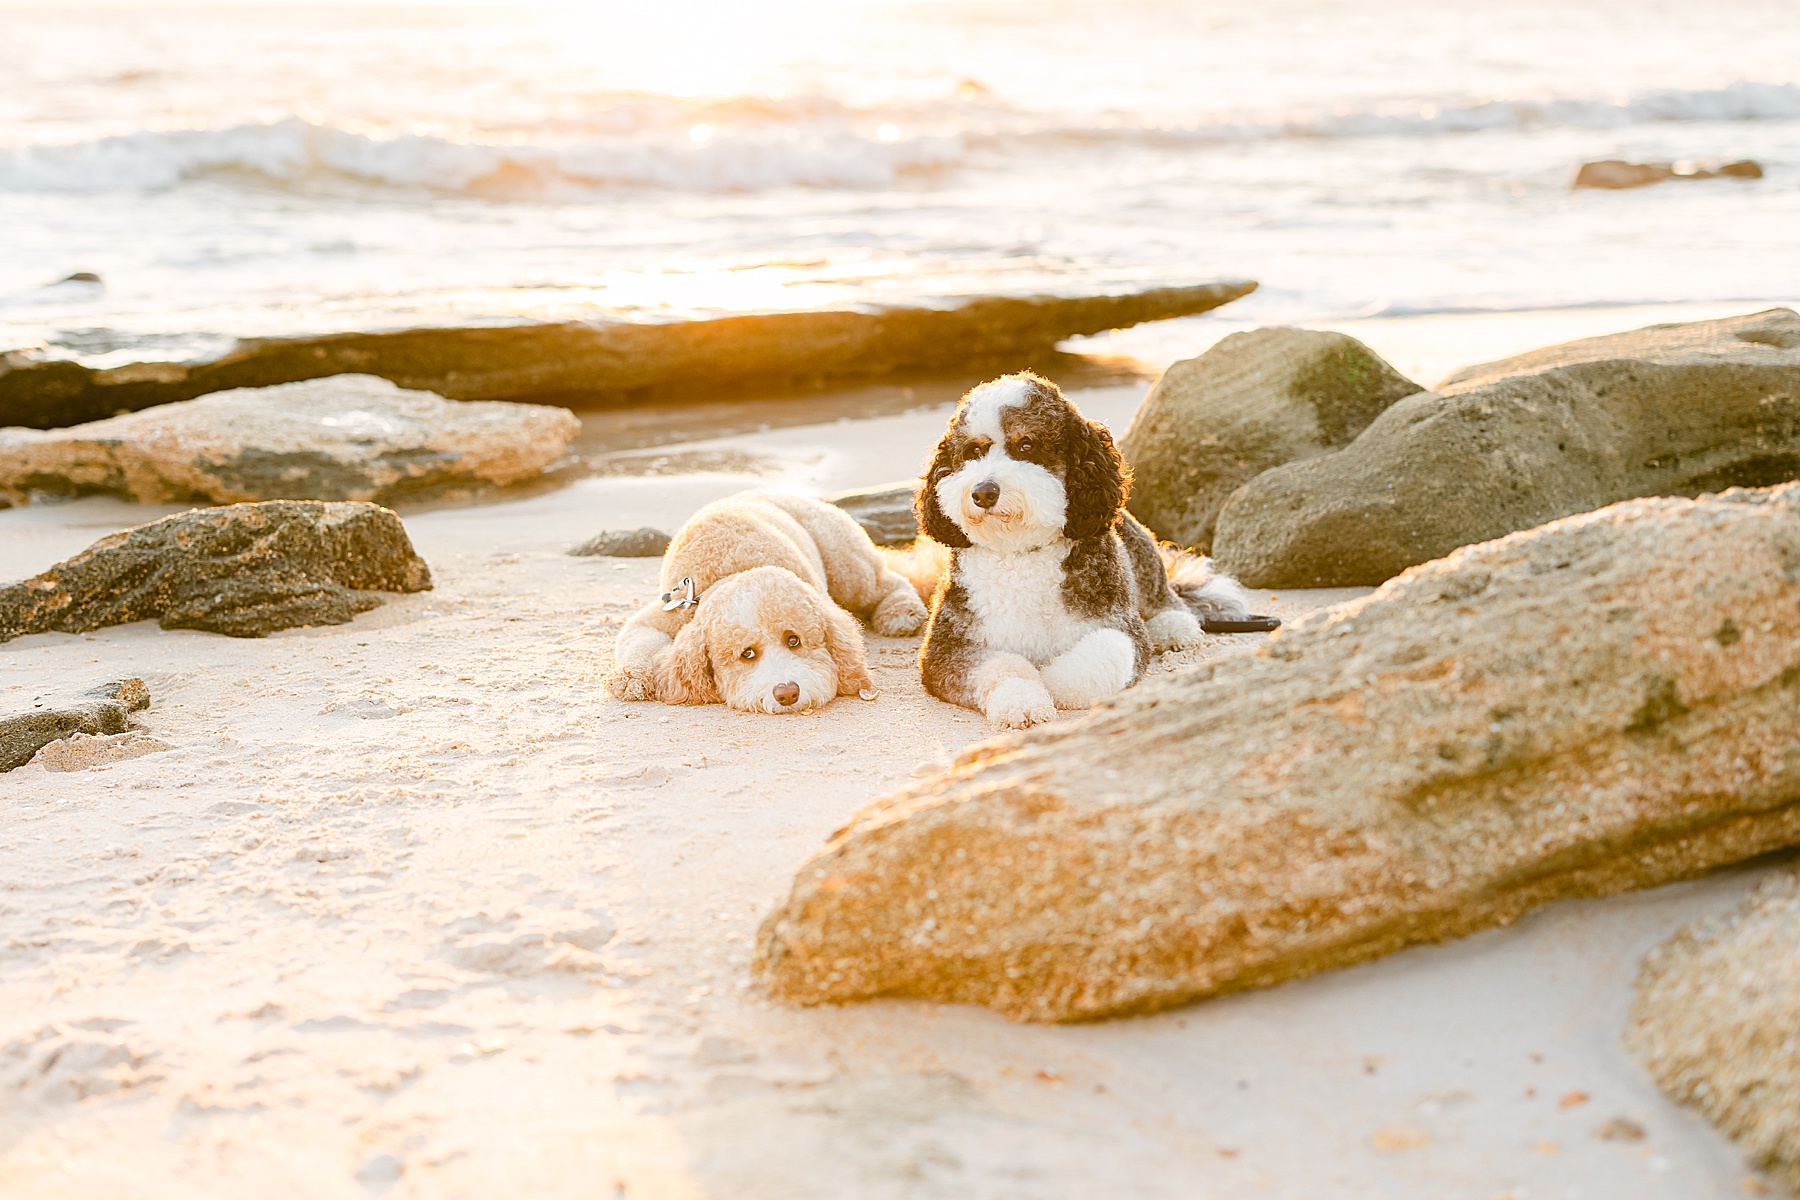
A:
1212 308 1800 587
567 527 671 558
1575 159 1763 189
1 678 148 773
0 282 1257 430
1120 329 1422 552
60 272 103 285
825 482 921 546
0 501 432 642
0 374 580 507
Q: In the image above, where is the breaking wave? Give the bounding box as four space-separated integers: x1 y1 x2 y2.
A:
2 80 1795 196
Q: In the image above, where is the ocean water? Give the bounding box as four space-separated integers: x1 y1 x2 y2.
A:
3 0 1798 364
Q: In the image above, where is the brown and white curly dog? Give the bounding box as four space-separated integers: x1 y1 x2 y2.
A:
607 490 932 714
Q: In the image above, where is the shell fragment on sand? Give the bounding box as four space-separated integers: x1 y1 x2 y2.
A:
757 484 1800 1022
1121 328 1423 554
0 282 1258 429
0 678 149 773
1212 308 1800 588
0 374 580 506
1628 870 1800 1191
0 500 432 642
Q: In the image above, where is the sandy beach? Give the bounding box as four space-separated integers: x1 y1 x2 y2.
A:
5 305 1795 1197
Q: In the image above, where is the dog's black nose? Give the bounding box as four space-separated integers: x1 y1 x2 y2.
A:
773 682 800 707
971 481 1001 510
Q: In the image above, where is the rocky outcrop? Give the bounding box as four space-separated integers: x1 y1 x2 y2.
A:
1120 329 1422 552
1212 308 1800 587
1 678 149 772
0 374 579 506
757 485 1800 1022
0 501 431 642
825 482 920 546
1575 159 1763 189
568 528 671 558
0 282 1257 429
1627 869 1800 1190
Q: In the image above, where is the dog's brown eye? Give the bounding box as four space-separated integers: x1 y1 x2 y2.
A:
963 442 985 462
785 632 800 648
1016 437 1034 454
740 647 757 661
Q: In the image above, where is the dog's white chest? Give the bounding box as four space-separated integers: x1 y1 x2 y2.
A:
956 543 1089 663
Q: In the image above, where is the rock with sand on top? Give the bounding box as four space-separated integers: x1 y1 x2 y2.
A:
1212 307 1800 587
756 484 1800 1022
0 500 431 643
0 373 579 506
568 528 671 558
1628 869 1800 1191
1119 328 1423 553
1 678 149 773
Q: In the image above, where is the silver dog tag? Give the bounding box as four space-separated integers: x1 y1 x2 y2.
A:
661 577 698 612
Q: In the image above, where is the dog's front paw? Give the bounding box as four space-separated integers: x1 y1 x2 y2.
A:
872 590 929 638
607 667 656 702
1145 608 1204 653
984 677 1057 729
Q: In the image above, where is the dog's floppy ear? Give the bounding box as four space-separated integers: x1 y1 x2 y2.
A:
652 616 720 705
824 602 876 697
1062 408 1130 541
915 431 972 549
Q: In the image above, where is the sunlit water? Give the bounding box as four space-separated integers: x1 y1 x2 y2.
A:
3 0 1798 363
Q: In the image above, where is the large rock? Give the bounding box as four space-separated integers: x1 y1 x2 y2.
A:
0 501 431 641
0 374 579 506
0 678 148 773
1119 329 1422 552
0 283 1256 429
824 481 921 547
756 484 1800 1022
1212 308 1800 587
1628 870 1800 1190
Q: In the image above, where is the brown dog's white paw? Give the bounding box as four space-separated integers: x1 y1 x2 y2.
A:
984 677 1056 729
871 589 929 637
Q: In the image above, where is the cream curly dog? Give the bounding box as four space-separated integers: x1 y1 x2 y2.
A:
608 491 931 713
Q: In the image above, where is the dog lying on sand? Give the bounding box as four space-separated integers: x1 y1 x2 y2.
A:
915 372 1271 728
609 491 933 713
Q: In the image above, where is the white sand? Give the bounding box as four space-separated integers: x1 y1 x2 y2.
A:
2 311 1789 1197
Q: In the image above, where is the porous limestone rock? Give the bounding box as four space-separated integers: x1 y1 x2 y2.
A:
0 501 431 642
0 282 1257 428
825 481 921 547
1212 308 1800 587
567 528 672 558
0 374 580 505
1 679 149 772
757 484 1800 1022
1119 329 1422 552
1627 870 1800 1191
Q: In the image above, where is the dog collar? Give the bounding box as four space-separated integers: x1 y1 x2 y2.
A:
660 577 699 611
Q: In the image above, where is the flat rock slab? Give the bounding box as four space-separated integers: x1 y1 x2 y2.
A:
0 500 432 642
1628 869 1800 1190
0 678 148 772
567 528 671 558
1121 328 1422 553
0 374 580 506
0 282 1257 429
1213 308 1800 587
825 481 920 546
757 484 1800 1022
